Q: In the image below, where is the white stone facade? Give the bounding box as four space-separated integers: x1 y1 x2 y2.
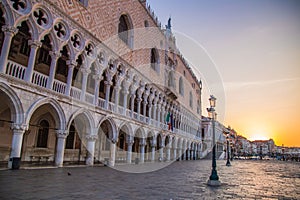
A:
0 0 206 168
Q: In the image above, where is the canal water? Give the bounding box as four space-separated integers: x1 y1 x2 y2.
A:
0 160 299 199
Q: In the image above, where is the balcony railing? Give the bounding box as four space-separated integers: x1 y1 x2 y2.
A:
6 60 26 80
52 80 66 94
3 59 200 141
32 71 48 88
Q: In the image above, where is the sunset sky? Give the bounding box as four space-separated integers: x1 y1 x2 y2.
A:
147 0 300 147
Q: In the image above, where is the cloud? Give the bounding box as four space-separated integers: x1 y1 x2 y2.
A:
224 77 300 91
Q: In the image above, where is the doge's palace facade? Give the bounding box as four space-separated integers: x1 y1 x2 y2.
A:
0 0 208 169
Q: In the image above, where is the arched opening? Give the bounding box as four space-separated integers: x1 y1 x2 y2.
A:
168 71 175 89
116 124 130 163
95 119 114 164
72 54 83 89
8 21 31 67
87 63 97 94
118 14 133 47
0 90 15 163
133 128 144 161
150 48 159 73
36 120 49 148
55 46 69 84
99 71 106 100
64 115 89 165
0 9 5 55
65 122 81 150
23 104 60 165
179 77 184 96
34 34 52 76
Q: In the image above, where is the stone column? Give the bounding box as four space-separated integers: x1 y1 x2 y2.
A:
126 140 134 164
65 60 76 96
109 140 116 167
136 88 144 116
114 84 121 107
187 148 190 160
178 148 182 161
55 130 67 167
130 93 135 117
159 145 164 161
86 135 97 166
46 51 61 89
104 79 112 109
8 124 26 169
151 145 156 162
139 139 146 164
80 68 90 101
173 148 177 161
24 40 42 82
166 145 171 161
93 75 102 105
0 26 18 73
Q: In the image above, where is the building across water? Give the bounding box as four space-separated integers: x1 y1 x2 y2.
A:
0 0 231 169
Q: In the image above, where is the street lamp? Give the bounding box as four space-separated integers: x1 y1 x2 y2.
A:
226 132 231 166
207 95 221 186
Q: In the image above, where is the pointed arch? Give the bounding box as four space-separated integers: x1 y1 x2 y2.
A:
0 82 24 124
67 108 95 134
118 14 133 48
25 97 66 130
97 117 117 141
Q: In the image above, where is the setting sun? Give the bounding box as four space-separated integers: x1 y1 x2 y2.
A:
248 134 269 141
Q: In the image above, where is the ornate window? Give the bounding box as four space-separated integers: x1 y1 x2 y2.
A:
9 21 31 66
118 14 133 47
179 76 184 96
55 46 69 83
36 120 49 148
150 48 159 73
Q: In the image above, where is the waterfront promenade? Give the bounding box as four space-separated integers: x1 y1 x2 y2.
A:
0 160 299 199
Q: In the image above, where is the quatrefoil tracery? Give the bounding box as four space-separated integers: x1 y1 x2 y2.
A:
71 34 81 49
54 23 66 39
33 10 48 26
10 0 26 11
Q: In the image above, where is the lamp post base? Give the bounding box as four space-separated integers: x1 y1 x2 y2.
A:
207 179 221 186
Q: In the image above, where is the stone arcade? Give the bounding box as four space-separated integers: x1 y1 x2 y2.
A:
0 0 212 169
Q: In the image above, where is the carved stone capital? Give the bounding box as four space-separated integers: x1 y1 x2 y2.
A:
29 40 42 48
2 25 18 36
86 134 98 141
11 123 27 133
56 130 68 139
49 51 61 60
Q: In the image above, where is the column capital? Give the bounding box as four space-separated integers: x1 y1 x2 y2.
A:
66 59 77 67
2 25 18 36
28 40 42 48
49 51 61 60
56 130 68 139
11 123 27 132
126 140 134 146
86 134 98 141
80 67 91 75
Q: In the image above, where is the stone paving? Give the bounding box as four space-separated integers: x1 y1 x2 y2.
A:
0 160 299 199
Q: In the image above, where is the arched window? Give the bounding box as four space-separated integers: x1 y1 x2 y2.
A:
9 21 31 67
189 91 193 108
0 9 5 55
168 71 175 88
35 35 52 75
150 48 159 73
117 132 125 150
56 46 69 83
118 14 133 47
179 77 184 96
65 124 75 149
144 20 149 28
36 120 49 148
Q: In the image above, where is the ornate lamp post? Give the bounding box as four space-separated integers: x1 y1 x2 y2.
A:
207 95 221 186
226 132 231 166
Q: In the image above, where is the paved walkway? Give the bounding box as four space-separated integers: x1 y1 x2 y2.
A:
0 160 299 199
